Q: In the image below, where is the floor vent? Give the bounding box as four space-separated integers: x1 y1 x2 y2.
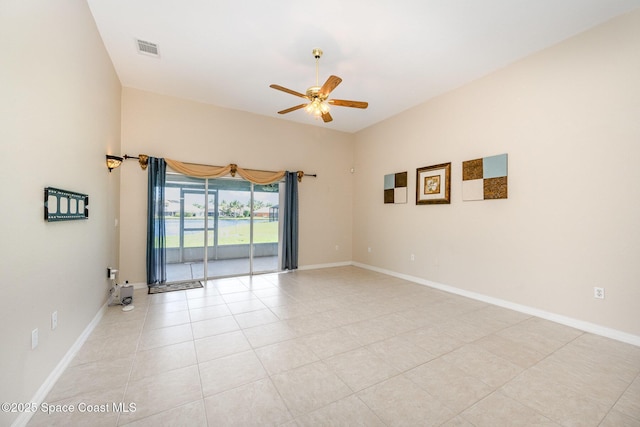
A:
136 39 159 57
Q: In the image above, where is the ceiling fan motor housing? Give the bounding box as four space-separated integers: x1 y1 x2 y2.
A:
306 86 322 100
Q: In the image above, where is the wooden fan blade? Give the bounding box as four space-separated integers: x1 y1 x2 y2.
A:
270 84 309 99
328 99 368 109
322 112 333 123
277 104 308 114
319 75 342 98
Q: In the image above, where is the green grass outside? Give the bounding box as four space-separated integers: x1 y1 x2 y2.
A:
166 220 278 248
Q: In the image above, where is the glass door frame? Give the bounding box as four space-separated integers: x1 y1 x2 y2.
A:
164 172 282 282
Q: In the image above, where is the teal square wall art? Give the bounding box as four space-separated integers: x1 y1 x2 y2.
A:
384 171 408 204
462 153 508 201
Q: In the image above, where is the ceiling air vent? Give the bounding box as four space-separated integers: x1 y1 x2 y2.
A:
136 39 159 57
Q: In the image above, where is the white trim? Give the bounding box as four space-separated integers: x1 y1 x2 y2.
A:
129 281 147 290
11 302 109 427
352 262 640 347
298 261 352 271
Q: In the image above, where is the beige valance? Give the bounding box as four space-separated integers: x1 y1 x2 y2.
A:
165 158 297 184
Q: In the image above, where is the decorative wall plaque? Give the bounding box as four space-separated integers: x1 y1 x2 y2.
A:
416 163 451 204
384 171 408 204
462 154 508 201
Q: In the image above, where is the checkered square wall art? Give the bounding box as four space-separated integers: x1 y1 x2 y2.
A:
384 171 408 204
462 153 508 201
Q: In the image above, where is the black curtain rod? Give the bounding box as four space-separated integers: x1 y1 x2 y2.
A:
125 154 317 178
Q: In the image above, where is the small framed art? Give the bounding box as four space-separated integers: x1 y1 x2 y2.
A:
416 163 451 205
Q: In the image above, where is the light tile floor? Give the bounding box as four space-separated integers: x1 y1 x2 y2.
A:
28 267 640 426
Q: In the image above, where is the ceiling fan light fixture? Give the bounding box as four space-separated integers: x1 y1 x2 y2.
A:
269 48 367 123
304 103 315 114
305 99 330 118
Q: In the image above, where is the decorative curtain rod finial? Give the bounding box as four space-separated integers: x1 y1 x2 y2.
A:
124 154 149 170
139 154 149 170
297 172 317 182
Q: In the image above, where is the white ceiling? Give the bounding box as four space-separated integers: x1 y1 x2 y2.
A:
87 0 640 133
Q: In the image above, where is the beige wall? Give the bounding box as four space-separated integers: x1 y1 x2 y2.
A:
353 10 640 337
3 4 638 421
0 0 121 424
119 88 355 283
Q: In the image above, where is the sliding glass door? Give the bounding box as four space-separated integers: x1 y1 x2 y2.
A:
250 183 281 274
164 173 281 281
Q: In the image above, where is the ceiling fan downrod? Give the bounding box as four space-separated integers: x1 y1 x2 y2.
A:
312 48 322 89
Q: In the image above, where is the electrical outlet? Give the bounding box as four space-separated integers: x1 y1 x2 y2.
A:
410 254 415 261
368 247 372 253
335 245 339 251
31 328 38 349
51 311 58 330
594 287 605 299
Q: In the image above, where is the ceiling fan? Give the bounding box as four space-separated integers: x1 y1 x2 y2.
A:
270 48 368 123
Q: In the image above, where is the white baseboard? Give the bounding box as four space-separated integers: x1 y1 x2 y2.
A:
129 281 147 290
352 262 640 347
298 261 353 271
11 302 109 427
